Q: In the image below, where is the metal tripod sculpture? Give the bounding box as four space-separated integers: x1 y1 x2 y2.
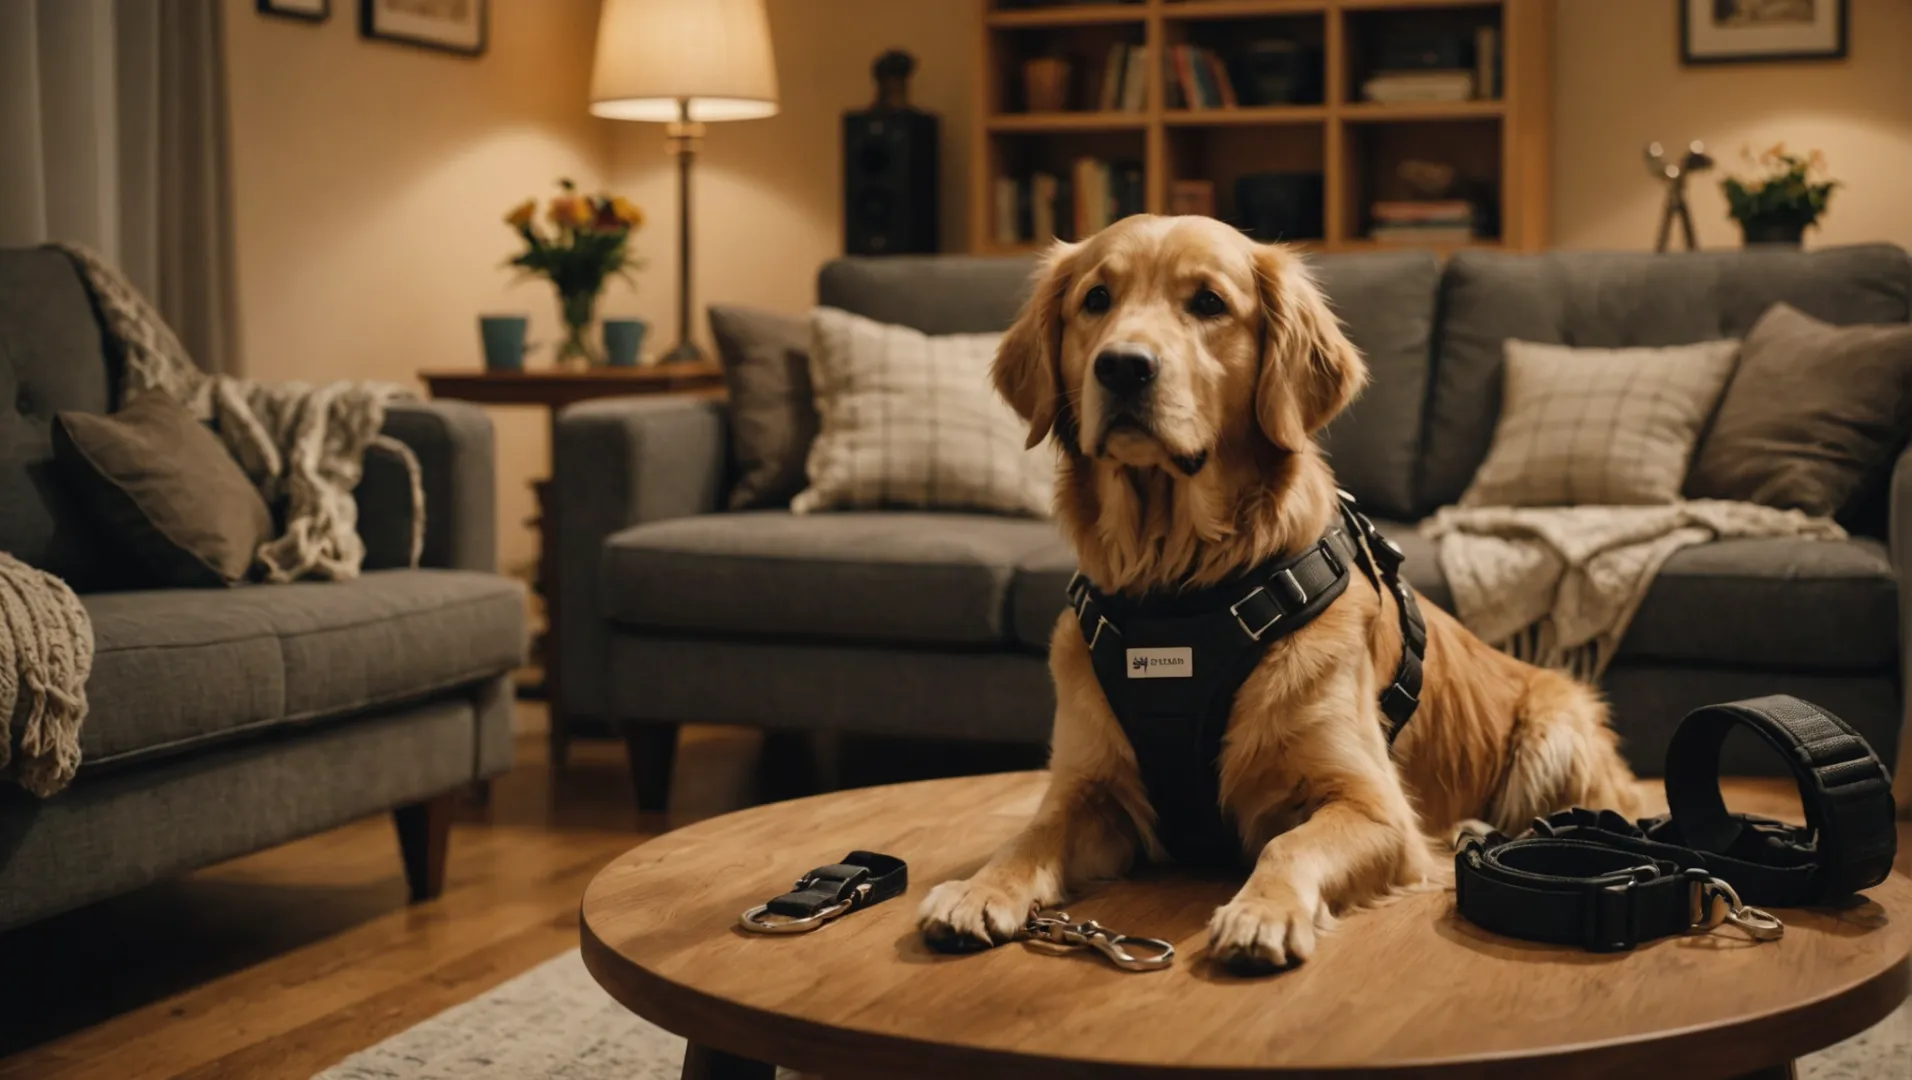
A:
1646 141 1715 253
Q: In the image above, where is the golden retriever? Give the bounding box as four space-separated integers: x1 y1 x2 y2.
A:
918 216 1639 973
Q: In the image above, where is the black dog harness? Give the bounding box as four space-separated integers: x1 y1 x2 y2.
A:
1069 494 1427 867
1457 695 1898 951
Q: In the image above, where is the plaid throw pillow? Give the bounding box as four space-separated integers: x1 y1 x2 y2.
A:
1460 339 1740 508
792 307 1052 517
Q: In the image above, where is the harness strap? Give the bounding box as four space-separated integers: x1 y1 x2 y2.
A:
1337 493 1426 742
1457 695 1896 950
740 851 910 933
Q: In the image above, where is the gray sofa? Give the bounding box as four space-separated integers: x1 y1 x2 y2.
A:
555 245 1912 809
0 248 527 930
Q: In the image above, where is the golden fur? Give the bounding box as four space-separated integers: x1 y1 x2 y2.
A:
918 216 1639 972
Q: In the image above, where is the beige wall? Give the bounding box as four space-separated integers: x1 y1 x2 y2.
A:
1553 0 1912 251
224 0 609 580
603 0 982 343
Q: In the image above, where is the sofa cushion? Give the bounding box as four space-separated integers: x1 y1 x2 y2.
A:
1375 519 1894 671
604 511 1061 646
81 569 526 769
1308 251 1439 521
1422 244 1912 512
0 248 127 592
819 256 1038 336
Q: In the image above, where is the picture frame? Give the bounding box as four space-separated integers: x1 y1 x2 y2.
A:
257 0 329 22
1681 0 1847 65
360 0 487 57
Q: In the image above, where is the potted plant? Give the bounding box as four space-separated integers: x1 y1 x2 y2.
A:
504 179 644 367
1721 144 1835 247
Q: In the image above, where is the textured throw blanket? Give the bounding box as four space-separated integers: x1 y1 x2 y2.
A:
0 247 424 796
1423 501 1845 679
0 554 92 796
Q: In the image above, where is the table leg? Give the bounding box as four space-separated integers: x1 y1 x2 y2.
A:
533 473 568 768
681 1043 775 1080
1732 1063 1797 1080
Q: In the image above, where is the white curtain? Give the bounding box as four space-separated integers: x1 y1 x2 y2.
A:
0 0 239 374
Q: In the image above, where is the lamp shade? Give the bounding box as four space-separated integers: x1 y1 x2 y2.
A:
589 0 779 123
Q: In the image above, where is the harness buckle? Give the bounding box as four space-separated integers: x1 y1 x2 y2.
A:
1581 865 1656 951
1229 588 1282 641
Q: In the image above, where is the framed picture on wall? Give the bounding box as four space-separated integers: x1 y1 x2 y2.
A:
257 0 329 21
1682 0 1847 64
360 0 487 57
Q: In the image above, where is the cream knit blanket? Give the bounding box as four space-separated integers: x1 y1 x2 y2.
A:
0 554 93 796
1423 501 1845 679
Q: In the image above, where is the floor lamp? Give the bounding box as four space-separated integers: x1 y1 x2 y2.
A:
588 0 780 364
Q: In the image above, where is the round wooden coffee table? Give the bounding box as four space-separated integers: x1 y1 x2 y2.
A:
581 772 1910 1080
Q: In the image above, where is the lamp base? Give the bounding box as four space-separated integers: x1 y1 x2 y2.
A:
658 340 707 365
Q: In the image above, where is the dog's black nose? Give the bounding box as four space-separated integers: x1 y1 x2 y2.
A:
1094 347 1159 396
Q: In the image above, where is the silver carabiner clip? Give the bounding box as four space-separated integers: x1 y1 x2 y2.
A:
1686 871 1785 943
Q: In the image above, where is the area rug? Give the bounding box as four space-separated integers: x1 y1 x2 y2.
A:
313 948 1908 1079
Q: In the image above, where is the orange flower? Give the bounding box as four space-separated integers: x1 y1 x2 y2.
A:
547 195 591 230
504 198 536 229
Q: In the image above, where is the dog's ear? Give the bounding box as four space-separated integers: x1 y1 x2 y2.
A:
994 240 1078 450
1251 244 1367 453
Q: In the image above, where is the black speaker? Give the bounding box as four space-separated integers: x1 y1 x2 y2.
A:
843 109 939 256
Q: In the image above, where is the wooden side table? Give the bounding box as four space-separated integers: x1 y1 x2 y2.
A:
420 365 726 765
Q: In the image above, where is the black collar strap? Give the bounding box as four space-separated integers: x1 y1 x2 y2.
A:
1458 695 1896 950
739 851 908 934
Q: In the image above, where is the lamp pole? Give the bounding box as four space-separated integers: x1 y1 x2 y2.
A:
661 96 706 364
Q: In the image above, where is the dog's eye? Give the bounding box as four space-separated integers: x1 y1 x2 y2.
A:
1188 288 1227 319
1082 285 1111 315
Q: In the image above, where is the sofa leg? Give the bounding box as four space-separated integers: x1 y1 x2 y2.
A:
624 722 679 813
393 792 456 902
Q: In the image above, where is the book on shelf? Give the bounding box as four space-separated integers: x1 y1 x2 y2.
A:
1169 179 1216 218
1475 26 1500 99
1094 43 1148 112
994 158 1142 245
1361 69 1474 103
1170 44 1236 109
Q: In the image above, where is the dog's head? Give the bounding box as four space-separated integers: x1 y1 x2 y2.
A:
992 215 1366 476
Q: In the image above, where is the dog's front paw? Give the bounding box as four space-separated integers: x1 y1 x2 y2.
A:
918 878 1029 954
1207 891 1319 975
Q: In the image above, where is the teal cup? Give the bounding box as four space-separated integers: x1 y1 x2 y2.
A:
603 318 648 368
479 315 528 371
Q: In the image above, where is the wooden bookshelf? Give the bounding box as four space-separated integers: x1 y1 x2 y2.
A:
972 0 1551 254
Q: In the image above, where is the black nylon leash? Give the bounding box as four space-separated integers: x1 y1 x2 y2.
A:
739 851 908 933
1456 695 1897 952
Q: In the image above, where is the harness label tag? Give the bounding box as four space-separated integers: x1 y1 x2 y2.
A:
1126 647 1193 679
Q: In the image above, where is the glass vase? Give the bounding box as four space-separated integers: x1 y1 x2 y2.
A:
555 289 599 368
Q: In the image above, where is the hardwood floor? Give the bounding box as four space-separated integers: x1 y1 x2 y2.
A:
0 704 1899 1080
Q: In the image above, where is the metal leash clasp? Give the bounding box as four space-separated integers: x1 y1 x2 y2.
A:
1021 905 1176 972
1685 869 1785 943
740 881 870 934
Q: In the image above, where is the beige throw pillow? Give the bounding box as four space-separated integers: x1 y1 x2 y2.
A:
793 307 1052 517
1459 339 1740 508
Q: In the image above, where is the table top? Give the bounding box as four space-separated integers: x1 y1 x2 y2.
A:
580 772 1911 1080
419 363 725 408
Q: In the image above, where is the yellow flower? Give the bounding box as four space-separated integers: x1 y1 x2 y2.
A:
548 195 591 230
504 199 536 229
610 196 645 230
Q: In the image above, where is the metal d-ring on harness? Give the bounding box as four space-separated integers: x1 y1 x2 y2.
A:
1455 695 1897 952
1066 491 1428 868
